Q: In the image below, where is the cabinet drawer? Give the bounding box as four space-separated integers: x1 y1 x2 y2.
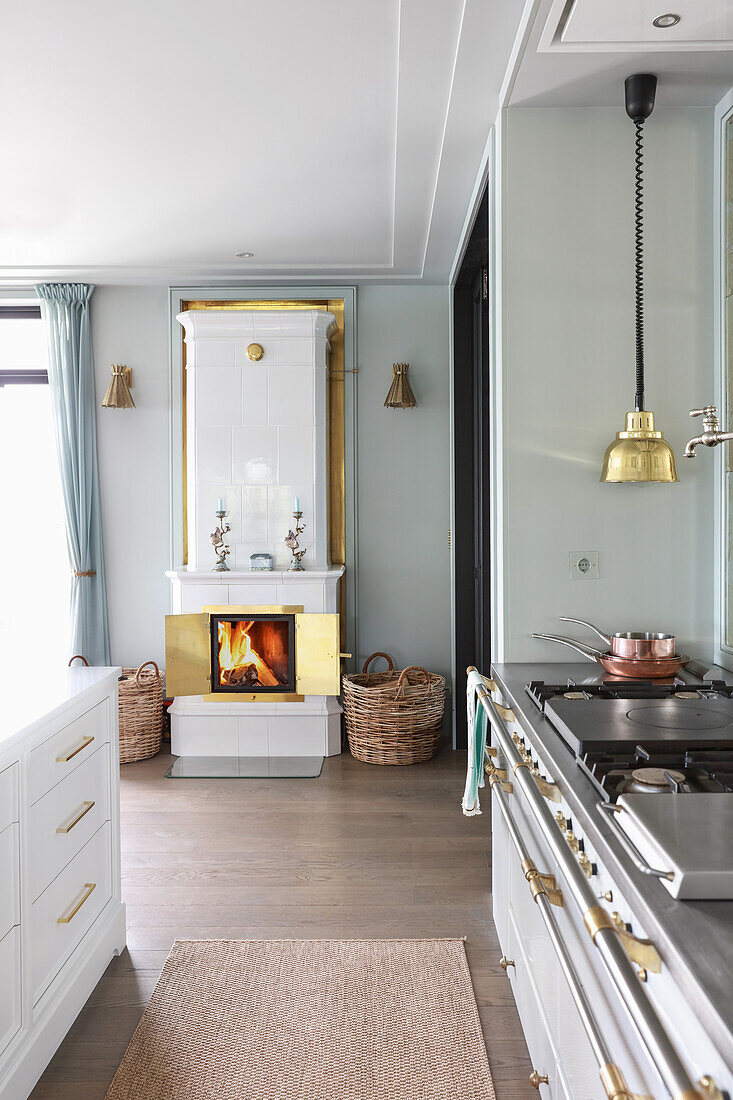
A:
31 822 112 1004
0 823 19 941
29 743 111 901
0 763 18 833
0 926 21 1059
29 699 110 804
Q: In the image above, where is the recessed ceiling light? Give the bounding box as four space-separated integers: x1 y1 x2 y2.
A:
235 251 254 259
652 13 681 27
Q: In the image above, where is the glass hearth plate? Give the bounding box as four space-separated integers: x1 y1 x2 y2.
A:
165 756 324 779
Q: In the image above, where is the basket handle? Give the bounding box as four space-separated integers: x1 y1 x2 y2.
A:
395 666 431 697
68 655 89 667
134 660 161 688
362 652 395 674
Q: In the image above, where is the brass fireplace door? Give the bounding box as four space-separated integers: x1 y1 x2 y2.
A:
165 609 340 701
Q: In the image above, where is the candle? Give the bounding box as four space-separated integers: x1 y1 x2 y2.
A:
294 496 300 513
217 497 224 512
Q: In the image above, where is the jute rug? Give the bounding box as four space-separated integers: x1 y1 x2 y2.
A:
105 938 496 1100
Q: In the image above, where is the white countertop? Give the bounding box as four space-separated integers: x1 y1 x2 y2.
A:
0 665 120 756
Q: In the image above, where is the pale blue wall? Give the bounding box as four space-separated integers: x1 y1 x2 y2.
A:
92 284 453 684
355 286 452 680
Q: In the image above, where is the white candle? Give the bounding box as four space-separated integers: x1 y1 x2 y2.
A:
217 497 224 512
294 496 300 513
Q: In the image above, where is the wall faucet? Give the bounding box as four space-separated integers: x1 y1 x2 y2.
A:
683 405 733 458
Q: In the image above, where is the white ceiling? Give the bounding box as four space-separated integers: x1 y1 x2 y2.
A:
0 0 525 285
510 0 733 107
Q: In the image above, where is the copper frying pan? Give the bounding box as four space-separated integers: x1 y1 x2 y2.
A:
558 616 675 659
531 632 689 679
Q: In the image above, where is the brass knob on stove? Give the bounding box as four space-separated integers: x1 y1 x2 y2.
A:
499 956 515 973
529 1070 549 1089
578 852 595 878
554 811 568 831
566 831 580 853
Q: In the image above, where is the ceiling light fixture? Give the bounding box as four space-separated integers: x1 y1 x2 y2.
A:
235 251 254 259
600 73 678 485
652 13 681 28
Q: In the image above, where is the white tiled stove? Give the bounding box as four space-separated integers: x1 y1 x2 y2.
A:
168 309 344 759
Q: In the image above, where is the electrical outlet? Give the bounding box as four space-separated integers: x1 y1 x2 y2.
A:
569 551 599 580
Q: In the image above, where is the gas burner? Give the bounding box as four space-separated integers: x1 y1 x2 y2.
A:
632 766 684 786
581 744 733 800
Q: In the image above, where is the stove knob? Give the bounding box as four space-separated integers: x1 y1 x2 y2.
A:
554 811 568 831
578 853 597 878
598 890 613 903
566 831 580 854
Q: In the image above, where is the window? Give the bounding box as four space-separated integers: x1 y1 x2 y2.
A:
0 305 70 666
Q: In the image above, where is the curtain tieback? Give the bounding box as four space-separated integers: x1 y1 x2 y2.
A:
72 569 97 578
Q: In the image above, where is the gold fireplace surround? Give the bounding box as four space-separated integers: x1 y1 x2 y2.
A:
165 606 341 703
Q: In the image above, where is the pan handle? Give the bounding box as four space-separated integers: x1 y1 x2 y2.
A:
531 633 601 663
558 617 611 646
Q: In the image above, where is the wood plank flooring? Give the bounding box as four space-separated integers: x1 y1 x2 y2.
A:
31 747 535 1099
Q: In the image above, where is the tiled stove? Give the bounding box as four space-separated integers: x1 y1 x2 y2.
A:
166 309 344 759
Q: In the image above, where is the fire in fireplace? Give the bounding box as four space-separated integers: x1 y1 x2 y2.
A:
210 614 295 694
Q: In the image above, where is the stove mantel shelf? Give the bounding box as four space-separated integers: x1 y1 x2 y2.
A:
166 567 345 583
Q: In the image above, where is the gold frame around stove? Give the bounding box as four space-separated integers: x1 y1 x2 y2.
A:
165 604 341 703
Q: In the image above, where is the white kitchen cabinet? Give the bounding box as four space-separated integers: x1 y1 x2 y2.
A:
0 667 125 1100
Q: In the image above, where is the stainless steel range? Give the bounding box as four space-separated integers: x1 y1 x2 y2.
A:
526 679 733 900
466 665 733 1100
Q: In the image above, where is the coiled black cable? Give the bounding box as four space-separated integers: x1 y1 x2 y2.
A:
634 117 645 412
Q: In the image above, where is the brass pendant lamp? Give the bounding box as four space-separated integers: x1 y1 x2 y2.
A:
600 73 677 484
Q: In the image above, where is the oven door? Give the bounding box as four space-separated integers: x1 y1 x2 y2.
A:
165 612 341 697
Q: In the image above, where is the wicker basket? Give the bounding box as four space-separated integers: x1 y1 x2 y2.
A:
343 652 446 765
69 657 165 764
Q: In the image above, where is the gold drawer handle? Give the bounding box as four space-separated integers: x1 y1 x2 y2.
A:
56 735 94 763
57 882 96 924
529 1070 549 1089
56 801 95 834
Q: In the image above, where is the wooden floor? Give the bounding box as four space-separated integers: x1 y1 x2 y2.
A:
31 746 535 1098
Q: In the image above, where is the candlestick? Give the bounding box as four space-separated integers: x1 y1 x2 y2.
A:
210 508 231 572
284 510 307 571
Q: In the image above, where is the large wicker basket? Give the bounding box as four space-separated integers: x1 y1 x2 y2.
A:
343 652 446 765
69 657 165 764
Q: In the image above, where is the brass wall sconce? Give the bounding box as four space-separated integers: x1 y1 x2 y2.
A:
384 362 417 409
101 364 135 409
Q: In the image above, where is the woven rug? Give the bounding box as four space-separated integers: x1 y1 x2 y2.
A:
105 938 496 1100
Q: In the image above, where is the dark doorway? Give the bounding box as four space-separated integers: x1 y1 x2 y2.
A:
453 184 489 749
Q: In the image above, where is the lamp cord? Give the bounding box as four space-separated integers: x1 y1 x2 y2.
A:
634 117 645 412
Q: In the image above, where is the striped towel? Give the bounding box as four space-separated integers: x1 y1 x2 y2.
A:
462 681 488 816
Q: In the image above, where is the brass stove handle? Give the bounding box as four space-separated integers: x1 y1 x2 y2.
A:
584 905 661 974
598 801 674 882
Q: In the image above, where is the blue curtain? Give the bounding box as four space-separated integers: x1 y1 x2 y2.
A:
36 284 110 665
